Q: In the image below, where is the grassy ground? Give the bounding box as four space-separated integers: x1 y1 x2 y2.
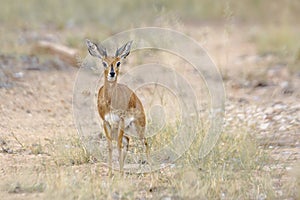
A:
1 124 277 199
0 0 299 199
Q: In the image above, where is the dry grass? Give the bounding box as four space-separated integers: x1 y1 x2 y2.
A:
0 94 285 199
0 123 281 199
251 26 300 68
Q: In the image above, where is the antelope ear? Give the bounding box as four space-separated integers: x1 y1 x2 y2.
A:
115 40 133 59
86 39 107 59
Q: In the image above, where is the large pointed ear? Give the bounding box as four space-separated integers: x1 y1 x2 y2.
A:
86 39 107 59
115 40 133 59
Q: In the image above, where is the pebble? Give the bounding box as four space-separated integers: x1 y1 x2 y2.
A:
265 107 274 114
260 123 270 130
280 81 289 89
13 72 24 79
237 113 245 120
273 103 286 110
273 115 282 121
161 197 171 200
285 166 293 171
279 126 287 131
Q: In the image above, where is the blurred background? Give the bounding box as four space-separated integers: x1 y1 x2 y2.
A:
1 0 299 60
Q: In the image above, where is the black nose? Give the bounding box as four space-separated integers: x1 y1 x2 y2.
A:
110 71 115 77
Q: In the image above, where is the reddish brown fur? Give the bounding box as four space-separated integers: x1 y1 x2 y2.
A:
86 39 148 174
97 56 148 175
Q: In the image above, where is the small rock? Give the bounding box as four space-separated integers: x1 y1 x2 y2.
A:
13 72 24 78
264 107 274 115
286 166 293 171
279 126 287 131
273 115 282 121
280 81 289 89
280 118 286 123
273 103 286 110
259 123 269 130
237 113 245 120
161 196 172 200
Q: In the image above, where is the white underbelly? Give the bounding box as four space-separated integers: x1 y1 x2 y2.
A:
104 113 120 125
104 113 138 137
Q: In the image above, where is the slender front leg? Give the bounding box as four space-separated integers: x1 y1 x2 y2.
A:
122 135 129 171
117 119 125 174
103 121 113 177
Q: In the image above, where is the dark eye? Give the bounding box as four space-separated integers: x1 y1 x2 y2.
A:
116 61 121 67
102 62 107 68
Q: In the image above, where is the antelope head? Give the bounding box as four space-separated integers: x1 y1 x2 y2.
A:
86 39 133 83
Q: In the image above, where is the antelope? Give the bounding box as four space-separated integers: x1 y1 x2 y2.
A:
86 39 149 175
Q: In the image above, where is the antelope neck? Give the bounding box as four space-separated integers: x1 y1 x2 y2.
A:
103 80 117 101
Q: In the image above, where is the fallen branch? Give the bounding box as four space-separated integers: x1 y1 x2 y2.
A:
32 40 79 67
